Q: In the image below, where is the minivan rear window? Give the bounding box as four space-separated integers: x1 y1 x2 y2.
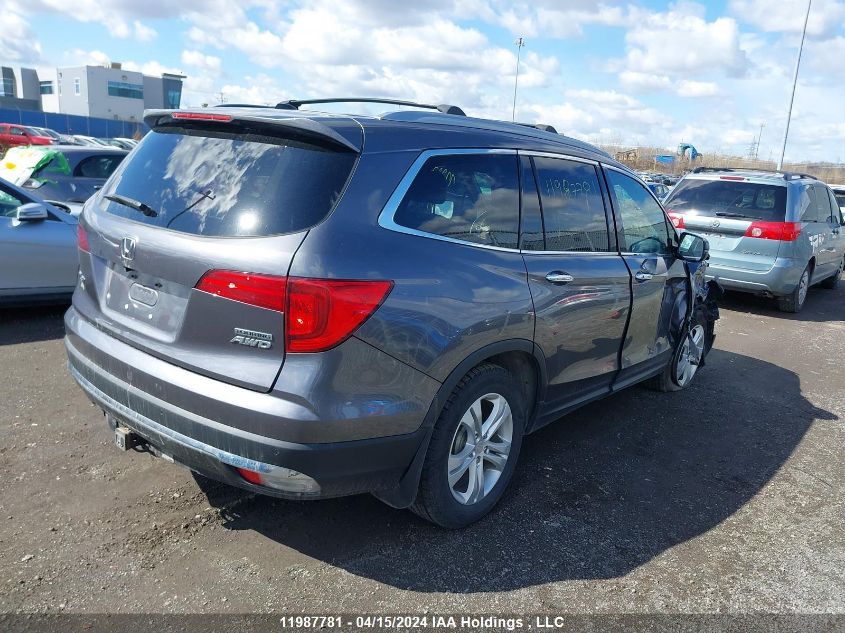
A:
666 179 787 221
99 128 356 237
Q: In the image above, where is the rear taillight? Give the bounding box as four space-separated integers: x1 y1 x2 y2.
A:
195 270 286 312
744 221 801 241
667 210 685 229
286 278 393 352
77 225 90 252
194 272 393 353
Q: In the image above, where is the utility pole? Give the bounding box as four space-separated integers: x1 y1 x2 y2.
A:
512 37 525 122
777 0 811 170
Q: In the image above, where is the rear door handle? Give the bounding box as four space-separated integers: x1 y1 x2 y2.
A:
634 271 653 282
545 271 574 284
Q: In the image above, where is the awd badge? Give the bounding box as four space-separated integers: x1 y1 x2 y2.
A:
230 327 273 349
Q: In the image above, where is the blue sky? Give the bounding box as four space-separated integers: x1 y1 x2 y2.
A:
4 0 845 162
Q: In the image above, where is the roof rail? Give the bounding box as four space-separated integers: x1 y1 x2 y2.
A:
517 123 558 134
275 97 466 116
691 166 817 181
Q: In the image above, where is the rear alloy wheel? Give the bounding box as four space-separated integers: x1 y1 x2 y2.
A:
447 393 513 506
411 363 524 528
778 264 810 313
821 258 843 290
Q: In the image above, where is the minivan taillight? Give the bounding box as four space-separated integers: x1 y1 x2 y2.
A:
77 225 90 252
194 272 393 353
667 210 685 229
744 221 801 241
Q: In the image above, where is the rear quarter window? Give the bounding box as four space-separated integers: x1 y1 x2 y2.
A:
392 153 520 249
100 129 357 237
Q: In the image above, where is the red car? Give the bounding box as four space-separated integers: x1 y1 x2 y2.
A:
0 124 55 151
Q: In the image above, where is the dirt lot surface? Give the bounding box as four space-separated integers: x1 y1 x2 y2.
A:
1 286 843 615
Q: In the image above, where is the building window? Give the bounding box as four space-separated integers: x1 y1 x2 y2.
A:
74 78 80 96
1 77 14 97
39 81 54 95
107 80 144 99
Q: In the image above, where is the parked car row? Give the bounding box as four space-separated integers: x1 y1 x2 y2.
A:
0 122 139 151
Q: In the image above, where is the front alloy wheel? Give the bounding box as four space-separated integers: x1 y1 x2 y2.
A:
448 393 513 505
673 324 705 387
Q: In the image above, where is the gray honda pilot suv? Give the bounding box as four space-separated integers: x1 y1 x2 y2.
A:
65 98 720 528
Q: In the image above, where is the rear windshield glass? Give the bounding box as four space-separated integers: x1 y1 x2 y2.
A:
99 128 356 237
665 179 787 221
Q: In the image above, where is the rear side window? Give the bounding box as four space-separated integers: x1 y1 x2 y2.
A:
101 129 357 237
802 184 833 223
74 155 124 179
829 189 844 223
533 157 610 252
666 179 787 221
393 153 519 249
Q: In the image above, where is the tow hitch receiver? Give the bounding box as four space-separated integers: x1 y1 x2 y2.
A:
114 426 141 451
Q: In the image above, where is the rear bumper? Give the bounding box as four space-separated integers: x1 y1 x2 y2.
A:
64 307 435 499
705 257 803 296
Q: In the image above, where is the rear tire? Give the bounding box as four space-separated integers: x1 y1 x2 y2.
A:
411 363 525 529
647 306 713 393
777 264 811 312
821 258 843 290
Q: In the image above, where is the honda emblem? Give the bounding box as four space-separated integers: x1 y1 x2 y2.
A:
120 237 136 261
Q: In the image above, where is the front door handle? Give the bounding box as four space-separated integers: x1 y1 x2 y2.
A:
545 271 574 284
634 271 653 282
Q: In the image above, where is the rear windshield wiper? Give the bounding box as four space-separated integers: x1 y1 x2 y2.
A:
104 193 158 218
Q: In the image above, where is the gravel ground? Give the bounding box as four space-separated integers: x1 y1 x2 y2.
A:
0 285 843 615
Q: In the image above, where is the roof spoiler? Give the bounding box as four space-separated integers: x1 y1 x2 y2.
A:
143 109 361 153
275 97 466 116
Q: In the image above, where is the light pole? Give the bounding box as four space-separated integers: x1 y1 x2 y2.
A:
777 0 811 170
512 37 525 122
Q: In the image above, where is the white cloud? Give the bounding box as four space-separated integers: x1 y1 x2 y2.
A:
1 6 43 63
620 71 723 97
181 50 222 75
729 0 845 39
133 21 157 42
615 4 749 77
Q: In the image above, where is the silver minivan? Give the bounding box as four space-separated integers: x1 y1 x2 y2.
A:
664 168 844 312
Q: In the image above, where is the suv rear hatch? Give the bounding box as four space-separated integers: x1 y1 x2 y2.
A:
665 176 790 272
74 110 361 392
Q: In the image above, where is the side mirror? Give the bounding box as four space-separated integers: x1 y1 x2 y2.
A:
15 203 49 222
677 231 709 262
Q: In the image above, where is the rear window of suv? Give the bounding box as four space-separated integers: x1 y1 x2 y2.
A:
665 178 787 221
99 128 356 237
